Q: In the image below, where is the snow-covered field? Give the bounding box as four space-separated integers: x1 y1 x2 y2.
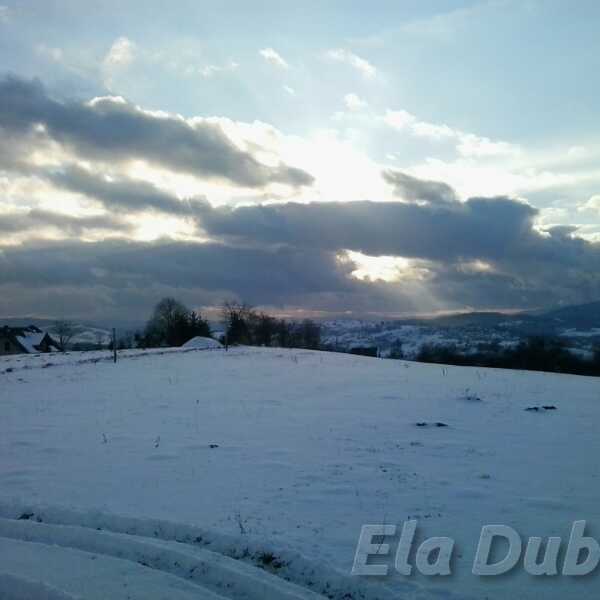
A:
1 347 599 599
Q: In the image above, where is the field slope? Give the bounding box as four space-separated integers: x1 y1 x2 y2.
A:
1 347 599 599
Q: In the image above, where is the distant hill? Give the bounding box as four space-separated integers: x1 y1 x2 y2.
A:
408 301 600 333
414 311 533 328
541 301 600 329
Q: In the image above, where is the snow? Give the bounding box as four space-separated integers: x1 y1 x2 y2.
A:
320 320 521 358
182 336 223 350
14 333 46 354
1 346 599 599
0 346 225 375
66 326 112 347
0 573 80 600
0 515 328 600
560 327 600 338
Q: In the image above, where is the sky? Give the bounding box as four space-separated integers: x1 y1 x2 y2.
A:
0 0 599 321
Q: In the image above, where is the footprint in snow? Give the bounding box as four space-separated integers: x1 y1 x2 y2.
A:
525 405 557 412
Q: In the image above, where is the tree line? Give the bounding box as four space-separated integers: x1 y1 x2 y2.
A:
136 297 321 350
220 301 321 349
414 336 600 377
137 298 211 348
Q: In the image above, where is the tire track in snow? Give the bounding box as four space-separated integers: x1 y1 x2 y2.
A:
0 503 410 600
0 518 323 600
0 537 229 600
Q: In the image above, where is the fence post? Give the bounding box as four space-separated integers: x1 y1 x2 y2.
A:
112 328 117 363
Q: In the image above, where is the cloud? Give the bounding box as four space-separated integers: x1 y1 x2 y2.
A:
382 170 458 205
567 145 587 158
0 5 10 23
194 193 539 263
2 176 599 319
283 85 296 96
343 93 367 111
0 76 314 190
259 48 289 69
384 109 454 141
326 49 376 78
101 37 136 89
199 61 239 78
44 165 201 216
0 208 131 236
385 109 518 157
190 175 600 309
384 109 416 130
1 171 599 318
35 45 64 63
456 133 517 158
578 194 600 214
0 238 368 319
103 37 136 69
0 75 597 317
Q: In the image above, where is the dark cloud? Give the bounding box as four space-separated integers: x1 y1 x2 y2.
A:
45 165 201 216
0 75 314 189
192 186 600 309
383 170 458 205
195 195 539 262
0 239 349 296
1 187 599 319
0 208 131 235
0 238 392 320
1 88 598 323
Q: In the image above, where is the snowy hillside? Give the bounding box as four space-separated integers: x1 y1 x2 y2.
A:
65 326 113 348
320 317 600 358
1 347 599 599
320 319 520 357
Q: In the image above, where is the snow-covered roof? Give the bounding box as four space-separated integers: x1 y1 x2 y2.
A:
15 333 46 353
181 336 223 349
12 330 60 353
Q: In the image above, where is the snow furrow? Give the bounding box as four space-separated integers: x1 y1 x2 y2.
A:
0 501 406 599
0 483 461 600
0 536 227 600
0 518 326 600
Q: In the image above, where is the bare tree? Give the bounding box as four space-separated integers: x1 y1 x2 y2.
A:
144 298 188 346
143 297 210 347
94 331 106 350
221 301 254 346
54 320 78 351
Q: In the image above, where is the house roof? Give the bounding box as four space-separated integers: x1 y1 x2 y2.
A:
1 325 61 353
15 332 47 353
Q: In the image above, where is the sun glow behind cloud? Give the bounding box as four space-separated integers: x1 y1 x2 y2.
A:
346 250 417 282
132 213 198 241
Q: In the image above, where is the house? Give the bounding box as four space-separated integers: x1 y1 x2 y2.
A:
0 325 62 356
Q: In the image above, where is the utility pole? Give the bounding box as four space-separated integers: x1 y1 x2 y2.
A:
112 328 117 363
